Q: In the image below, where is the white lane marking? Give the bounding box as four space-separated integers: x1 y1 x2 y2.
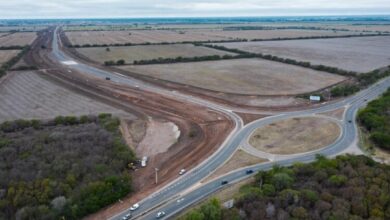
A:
113 72 127 77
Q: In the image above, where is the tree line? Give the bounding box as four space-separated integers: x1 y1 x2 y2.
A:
0 46 33 79
0 114 136 219
358 88 390 150
181 155 390 220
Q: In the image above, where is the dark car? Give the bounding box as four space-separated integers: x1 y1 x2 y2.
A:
221 180 228 185
105 77 111 80
246 170 254 174
348 120 352 123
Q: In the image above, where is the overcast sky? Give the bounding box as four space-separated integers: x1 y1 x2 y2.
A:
0 0 389 19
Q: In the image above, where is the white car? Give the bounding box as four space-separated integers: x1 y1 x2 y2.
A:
156 211 166 219
179 169 186 175
122 213 132 220
130 203 139 211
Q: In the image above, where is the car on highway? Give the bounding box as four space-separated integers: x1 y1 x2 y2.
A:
348 120 352 123
221 180 228 185
130 203 139 211
105 77 111 80
246 169 254 174
179 169 186 175
122 213 132 220
156 211 166 218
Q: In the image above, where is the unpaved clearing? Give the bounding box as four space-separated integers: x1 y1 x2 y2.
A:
215 36 390 72
0 50 20 64
0 32 37 46
249 117 341 155
119 119 147 151
204 149 267 183
0 71 133 121
136 119 180 157
122 58 345 95
76 44 235 64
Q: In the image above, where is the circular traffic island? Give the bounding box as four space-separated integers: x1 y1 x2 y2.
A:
249 117 341 155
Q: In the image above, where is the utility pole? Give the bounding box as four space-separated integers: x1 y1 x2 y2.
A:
155 168 159 184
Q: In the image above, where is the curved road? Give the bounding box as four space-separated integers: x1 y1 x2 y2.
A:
49 27 390 220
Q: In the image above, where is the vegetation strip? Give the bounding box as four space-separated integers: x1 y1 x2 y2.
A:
358 88 390 150
0 114 136 219
180 155 390 220
0 46 36 78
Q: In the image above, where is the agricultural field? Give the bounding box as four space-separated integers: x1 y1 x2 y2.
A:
0 71 133 122
0 25 47 32
249 117 341 154
214 36 390 73
65 28 368 46
0 50 20 64
325 24 390 32
189 29 364 40
0 32 37 47
65 30 227 45
121 58 345 95
76 44 235 63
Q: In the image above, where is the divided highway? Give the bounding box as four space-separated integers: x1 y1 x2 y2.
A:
49 27 390 220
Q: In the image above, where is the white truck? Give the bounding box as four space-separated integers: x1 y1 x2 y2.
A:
141 156 148 167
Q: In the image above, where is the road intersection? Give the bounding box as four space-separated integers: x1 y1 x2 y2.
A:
50 27 390 220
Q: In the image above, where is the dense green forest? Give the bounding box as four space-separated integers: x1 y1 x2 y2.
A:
358 88 390 150
182 155 390 220
0 114 136 219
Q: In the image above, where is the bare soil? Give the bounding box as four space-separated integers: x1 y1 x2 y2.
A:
76 44 235 64
0 32 37 46
121 58 345 95
249 117 341 155
0 71 134 122
235 112 268 125
136 118 180 157
318 107 345 120
203 149 267 183
215 36 390 73
0 50 20 64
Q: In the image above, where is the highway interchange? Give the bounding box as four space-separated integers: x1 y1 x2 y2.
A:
49 27 390 220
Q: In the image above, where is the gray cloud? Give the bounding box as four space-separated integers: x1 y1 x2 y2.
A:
0 0 389 19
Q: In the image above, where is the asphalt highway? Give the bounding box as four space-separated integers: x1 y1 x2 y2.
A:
49 27 390 220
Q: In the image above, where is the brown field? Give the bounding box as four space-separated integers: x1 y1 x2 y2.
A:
65 30 227 45
215 36 390 73
190 29 363 40
325 25 390 32
249 117 341 155
121 58 345 95
0 33 9 37
65 28 367 45
0 71 133 122
76 44 235 63
0 50 20 64
0 32 37 47
0 26 47 32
